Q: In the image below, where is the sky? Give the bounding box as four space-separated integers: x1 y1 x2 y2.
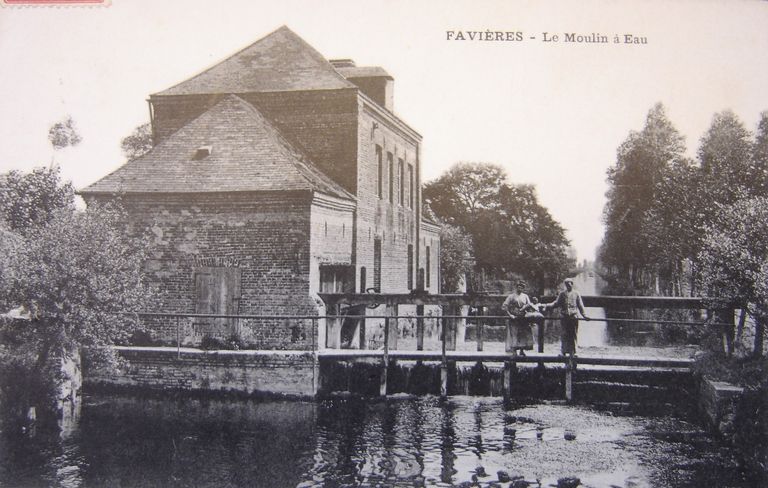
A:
1 0 767 262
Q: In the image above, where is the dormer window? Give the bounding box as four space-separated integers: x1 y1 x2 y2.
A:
192 145 212 160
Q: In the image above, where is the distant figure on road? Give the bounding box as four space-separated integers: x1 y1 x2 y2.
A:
545 278 590 356
502 280 535 356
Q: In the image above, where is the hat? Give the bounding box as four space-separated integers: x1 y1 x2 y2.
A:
564 278 574 284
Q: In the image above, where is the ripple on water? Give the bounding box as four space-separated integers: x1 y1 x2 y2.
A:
0 394 751 488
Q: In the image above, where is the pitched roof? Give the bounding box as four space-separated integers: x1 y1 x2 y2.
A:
155 26 355 96
80 95 353 200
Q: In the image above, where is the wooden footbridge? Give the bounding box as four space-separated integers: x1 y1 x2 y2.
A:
316 292 738 401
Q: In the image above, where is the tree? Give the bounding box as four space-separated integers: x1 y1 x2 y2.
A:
697 197 768 356
423 162 506 227
424 162 573 293
753 111 768 196
0 166 75 234
48 115 82 150
497 184 572 286
0 203 151 412
1 203 149 353
697 111 757 224
599 103 688 293
438 223 474 293
120 122 153 161
642 158 700 295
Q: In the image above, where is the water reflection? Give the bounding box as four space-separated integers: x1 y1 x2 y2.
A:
0 395 752 488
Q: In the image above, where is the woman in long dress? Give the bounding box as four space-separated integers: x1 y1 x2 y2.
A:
502 280 535 356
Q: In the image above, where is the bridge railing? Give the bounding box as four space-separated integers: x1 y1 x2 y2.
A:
131 312 319 353
126 293 748 357
317 292 742 355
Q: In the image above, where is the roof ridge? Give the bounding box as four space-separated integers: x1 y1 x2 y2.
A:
153 26 355 96
286 27 355 89
155 26 289 96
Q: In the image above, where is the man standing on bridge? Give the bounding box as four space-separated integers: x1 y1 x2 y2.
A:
546 278 590 356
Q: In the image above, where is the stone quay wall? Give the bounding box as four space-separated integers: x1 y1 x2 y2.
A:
85 347 317 398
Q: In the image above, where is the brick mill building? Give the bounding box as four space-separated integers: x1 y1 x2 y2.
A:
81 26 440 350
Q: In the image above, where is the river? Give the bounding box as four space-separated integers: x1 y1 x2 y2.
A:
0 393 754 488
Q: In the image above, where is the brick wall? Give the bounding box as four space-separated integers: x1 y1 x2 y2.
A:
85 347 316 397
421 222 441 294
149 90 430 300
355 100 421 295
114 191 319 349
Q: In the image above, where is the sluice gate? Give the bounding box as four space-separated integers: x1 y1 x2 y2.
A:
317 292 732 402
317 352 695 403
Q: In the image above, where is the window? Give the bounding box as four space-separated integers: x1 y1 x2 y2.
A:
373 238 382 292
360 267 367 293
376 145 383 198
387 152 394 202
407 244 413 290
398 158 404 205
425 246 431 288
194 267 241 332
408 164 414 209
319 265 354 293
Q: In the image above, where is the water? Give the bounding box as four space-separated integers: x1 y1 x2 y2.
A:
571 271 607 348
0 394 754 488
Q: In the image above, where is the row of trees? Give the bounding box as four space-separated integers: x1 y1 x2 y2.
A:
599 104 768 296
599 104 768 356
424 162 573 294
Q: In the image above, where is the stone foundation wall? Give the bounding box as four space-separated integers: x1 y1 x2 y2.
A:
698 376 744 437
85 347 316 398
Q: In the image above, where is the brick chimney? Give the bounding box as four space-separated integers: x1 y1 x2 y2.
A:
330 59 394 112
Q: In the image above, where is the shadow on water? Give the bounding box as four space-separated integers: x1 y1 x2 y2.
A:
0 393 757 488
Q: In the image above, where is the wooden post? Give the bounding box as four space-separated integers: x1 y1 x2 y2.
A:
565 355 575 402
387 303 399 350
359 308 367 350
755 316 765 358
381 311 390 397
416 304 425 351
536 318 546 369
503 361 512 400
477 306 484 352
537 318 545 354
326 304 342 349
440 315 448 398
312 318 321 396
444 304 457 351
722 308 735 356
440 362 448 398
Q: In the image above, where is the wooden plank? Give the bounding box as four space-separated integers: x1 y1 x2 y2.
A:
326 304 342 349
316 350 693 368
386 304 398 350
440 314 447 398
503 361 512 399
381 311 390 396
477 306 484 352
416 304 424 351
444 304 457 351
565 358 574 402
318 293 726 309
440 364 448 398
